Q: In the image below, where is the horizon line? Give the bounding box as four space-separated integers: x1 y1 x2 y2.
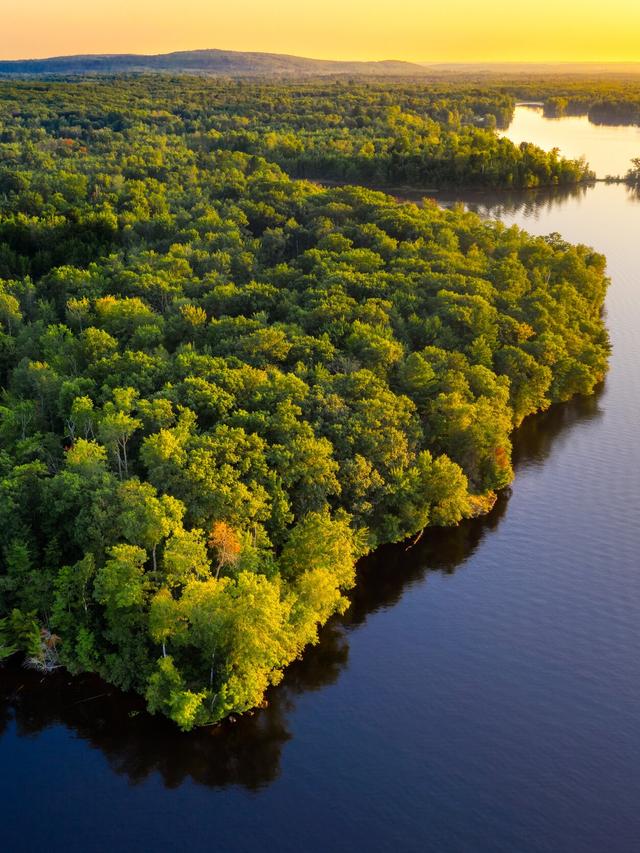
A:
2 48 640 66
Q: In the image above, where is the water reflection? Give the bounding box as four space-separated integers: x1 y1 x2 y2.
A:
438 182 640 221
0 386 603 791
439 183 593 221
394 182 605 220
625 183 640 203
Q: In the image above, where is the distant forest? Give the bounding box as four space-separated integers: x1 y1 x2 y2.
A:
0 78 610 728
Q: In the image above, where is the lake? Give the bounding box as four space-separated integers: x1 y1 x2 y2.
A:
2 108 640 853
502 103 640 178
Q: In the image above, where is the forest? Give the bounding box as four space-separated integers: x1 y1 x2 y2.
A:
0 78 610 728
0 78 596 189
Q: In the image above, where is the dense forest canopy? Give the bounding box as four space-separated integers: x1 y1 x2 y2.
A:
0 78 610 728
0 78 594 189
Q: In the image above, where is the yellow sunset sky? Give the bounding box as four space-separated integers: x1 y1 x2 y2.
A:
3 0 640 63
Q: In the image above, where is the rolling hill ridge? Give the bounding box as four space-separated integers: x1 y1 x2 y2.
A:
0 48 432 77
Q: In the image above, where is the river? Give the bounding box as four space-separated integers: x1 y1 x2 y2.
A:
2 108 640 853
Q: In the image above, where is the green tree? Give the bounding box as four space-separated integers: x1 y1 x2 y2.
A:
94 544 149 611
119 478 184 571
162 528 210 588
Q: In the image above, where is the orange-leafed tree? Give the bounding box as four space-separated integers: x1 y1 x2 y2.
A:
207 521 241 580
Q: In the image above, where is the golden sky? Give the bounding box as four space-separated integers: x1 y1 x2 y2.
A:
3 0 640 62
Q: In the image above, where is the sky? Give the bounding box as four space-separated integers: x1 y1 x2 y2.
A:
3 0 640 63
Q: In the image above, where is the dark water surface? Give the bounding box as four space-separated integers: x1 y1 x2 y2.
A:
2 110 640 853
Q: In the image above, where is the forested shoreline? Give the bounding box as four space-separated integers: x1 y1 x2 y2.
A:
0 79 610 728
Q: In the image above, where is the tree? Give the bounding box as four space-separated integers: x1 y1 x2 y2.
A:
148 587 183 657
0 609 42 661
51 553 96 638
65 439 108 478
179 304 207 342
146 655 206 731
94 544 148 611
280 509 358 589
0 287 22 335
79 327 118 364
162 528 210 588
65 296 91 331
69 396 97 440
98 393 141 479
0 616 18 661
380 451 470 542
118 478 184 571
178 577 231 691
207 521 241 579
179 572 291 721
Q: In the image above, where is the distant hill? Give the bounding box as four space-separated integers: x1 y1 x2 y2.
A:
4 50 639 80
0 48 431 78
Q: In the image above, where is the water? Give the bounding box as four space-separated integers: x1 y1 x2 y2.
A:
2 109 640 853
502 104 640 178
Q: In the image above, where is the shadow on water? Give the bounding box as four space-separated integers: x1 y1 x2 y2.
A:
0 387 604 792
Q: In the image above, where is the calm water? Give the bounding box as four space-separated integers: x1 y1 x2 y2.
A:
502 104 640 178
2 110 640 853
